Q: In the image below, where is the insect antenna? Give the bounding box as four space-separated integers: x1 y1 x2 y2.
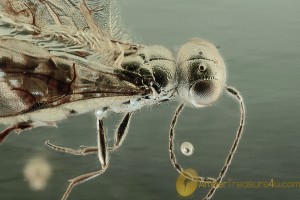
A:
169 86 245 200
203 86 245 199
169 104 216 183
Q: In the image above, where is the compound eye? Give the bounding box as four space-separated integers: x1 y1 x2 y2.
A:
189 80 222 106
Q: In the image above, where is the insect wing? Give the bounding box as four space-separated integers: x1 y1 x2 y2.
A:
0 37 150 118
0 0 136 67
0 0 125 39
83 0 126 40
0 0 147 119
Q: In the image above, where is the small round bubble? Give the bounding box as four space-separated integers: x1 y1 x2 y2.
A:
181 142 194 156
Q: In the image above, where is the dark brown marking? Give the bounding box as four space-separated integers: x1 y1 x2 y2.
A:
123 100 130 105
69 110 77 115
0 56 12 68
11 87 37 105
19 102 49 114
152 66 168 88
74 51 90 57
121 61 140 72
6 71 71 95
98 120 107 166
115 113 132 147
0 122 32 144
159 99 169 104
0 43 151 118
69 63 77 91
113 69 143 86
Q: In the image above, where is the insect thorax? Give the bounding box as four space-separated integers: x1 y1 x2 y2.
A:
110 45 178 113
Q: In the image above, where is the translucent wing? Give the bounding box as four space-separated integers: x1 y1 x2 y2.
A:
0 38 150 118
0 1 146 118
0 0 137 69
0 0 125 40
84 0 126 40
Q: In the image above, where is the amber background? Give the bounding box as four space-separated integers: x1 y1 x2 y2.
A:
0 0 299 200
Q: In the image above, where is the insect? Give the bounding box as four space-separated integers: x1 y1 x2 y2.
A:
0 0 245 200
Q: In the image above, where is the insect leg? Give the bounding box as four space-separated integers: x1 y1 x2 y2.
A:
45 113 133 154
0 121 57 144
61 119 108 200
0 126 18 144
111 112 133 150
45 140 98 155
169 104 216 183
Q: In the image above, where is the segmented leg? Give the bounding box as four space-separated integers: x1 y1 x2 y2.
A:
0 121 56 144
0 122 34 144
0 126 18 144
113 112 132 150
45 113 133 154
45 140 98 155
61 119 108 200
